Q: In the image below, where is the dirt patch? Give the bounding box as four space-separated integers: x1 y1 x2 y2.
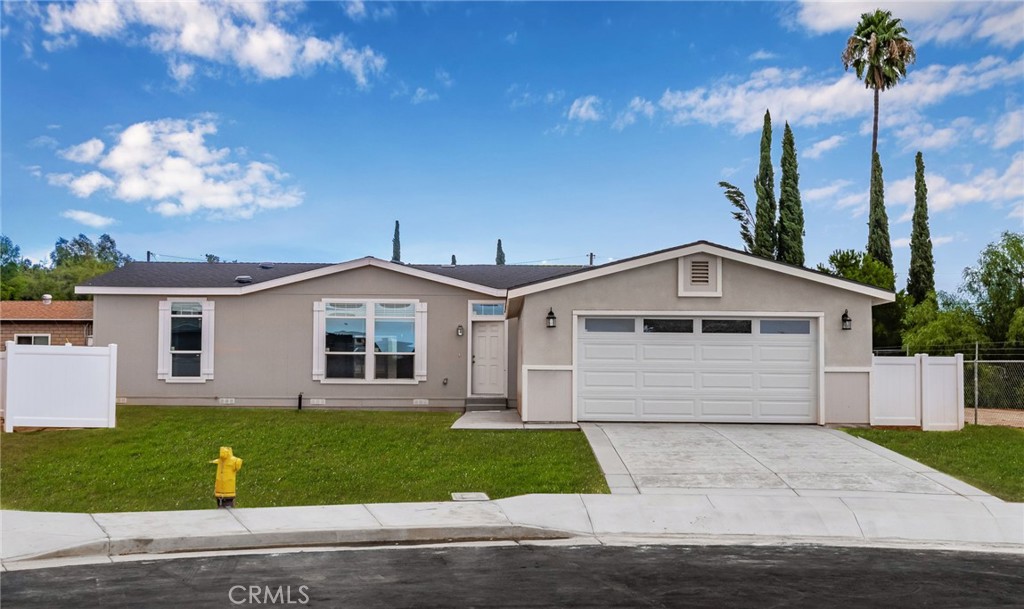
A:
964 408 1024 428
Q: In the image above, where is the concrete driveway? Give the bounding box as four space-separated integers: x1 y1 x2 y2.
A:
581 423 996 500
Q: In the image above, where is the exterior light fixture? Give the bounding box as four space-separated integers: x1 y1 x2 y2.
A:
546 308 557 329
456 324 465 337
841 309 852 331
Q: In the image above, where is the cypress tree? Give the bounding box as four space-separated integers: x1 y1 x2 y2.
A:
451 254 457 265
391 221 401 263
495 239 506 265
753 109 777 258
866 152 893 269
776 122 805 266
907 151 934 303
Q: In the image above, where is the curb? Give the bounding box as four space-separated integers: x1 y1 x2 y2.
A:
4 525 573 564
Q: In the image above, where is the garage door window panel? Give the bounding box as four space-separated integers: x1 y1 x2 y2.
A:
702 319 752 334
643 319 694 333
760 320 811 335
584 318 636 333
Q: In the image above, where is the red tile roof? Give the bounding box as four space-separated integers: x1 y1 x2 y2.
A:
0 301 94 321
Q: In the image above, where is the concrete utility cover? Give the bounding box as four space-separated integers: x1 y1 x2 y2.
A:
581 423 994 499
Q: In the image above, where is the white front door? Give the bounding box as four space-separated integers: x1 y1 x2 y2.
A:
472 321 505 395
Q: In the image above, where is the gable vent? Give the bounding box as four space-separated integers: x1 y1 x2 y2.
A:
690 261 711 285
234 275 253 284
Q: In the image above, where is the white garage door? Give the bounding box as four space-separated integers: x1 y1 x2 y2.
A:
577 316 818 423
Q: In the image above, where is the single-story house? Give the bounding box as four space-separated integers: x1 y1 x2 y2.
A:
0 299 94 350
76 241 894 424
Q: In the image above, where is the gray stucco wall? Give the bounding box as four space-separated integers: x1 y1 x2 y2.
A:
94 266 509 409
516 256 879 423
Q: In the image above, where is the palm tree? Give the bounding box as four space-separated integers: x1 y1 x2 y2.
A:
841 9 916 160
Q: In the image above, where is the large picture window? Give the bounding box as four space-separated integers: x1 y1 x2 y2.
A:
314 300 426 383
158 299 215 382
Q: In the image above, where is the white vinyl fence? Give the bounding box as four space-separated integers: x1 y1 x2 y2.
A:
871 354 964 431
2 342 118 432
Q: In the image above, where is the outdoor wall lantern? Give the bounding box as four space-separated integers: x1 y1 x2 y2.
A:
456 324 465 337
546 308 557 329
841 309 852 331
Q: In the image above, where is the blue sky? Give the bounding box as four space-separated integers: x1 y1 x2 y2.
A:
2 1 1021 293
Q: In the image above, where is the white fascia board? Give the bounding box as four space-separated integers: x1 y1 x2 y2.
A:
507 243 895 304
76 257 507 298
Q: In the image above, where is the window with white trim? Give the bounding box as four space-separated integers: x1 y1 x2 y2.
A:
313 300 427 382
158 299 215 382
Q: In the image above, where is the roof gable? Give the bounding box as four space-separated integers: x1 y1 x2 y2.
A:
76 258 581 297
507 241 896 304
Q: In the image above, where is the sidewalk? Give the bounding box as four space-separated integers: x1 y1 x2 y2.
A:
3 492 1021 569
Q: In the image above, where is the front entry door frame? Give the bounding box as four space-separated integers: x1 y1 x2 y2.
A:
467 301 508 397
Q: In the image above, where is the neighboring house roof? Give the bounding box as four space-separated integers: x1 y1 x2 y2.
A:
0 301 94 321
507 240 896 304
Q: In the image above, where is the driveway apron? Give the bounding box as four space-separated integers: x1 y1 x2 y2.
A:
581 423 994 499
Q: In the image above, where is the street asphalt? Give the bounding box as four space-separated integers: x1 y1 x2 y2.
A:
2 543 1021 608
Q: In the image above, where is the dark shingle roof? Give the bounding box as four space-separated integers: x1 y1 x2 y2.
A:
79 260 583 290
80 262 333 288
409 264 583 289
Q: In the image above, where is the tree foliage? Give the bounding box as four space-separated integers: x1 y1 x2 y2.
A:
906 151 935 303
451 254 457 265
962 231 1024 343
391 221 401 263
719 181 754 253
902 292 988 355
0 233 132 301
817 249 894 290
495 239 506 265
841 9 916 160
753 109 777 258
866 152 893 269
776 122 805 266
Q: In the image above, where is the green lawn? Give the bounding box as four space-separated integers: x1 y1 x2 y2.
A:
844 425 1024 502
0 407 608 513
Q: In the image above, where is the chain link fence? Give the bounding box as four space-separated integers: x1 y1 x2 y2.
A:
875 343 1024 428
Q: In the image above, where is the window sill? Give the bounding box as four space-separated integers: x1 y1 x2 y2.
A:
318 379 420 385
160 377 211 384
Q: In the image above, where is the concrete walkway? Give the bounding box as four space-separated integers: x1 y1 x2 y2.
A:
581 423 1001 501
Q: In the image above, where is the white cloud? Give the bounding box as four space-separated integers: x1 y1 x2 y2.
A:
748 49 777 61
59 138 105 163
658 55 1022 135
794 2 1024 48
344 1 366 22
168 58 195 86
507 84 564 109
61 209 116 228
892 235 954 249
568 95 603 122
47 117 302 219
505 31 518 45
435 68 453 88
804 179 853 202
894 117 973 152
993 109 1024 150
48 171 115 197
890 153 1024 221
35 1 386 87
411 87 438 104
612 97 656 131
804 135 845 160
29 134 59 149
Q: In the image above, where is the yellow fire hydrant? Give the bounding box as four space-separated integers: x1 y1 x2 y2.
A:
210 446 243 508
